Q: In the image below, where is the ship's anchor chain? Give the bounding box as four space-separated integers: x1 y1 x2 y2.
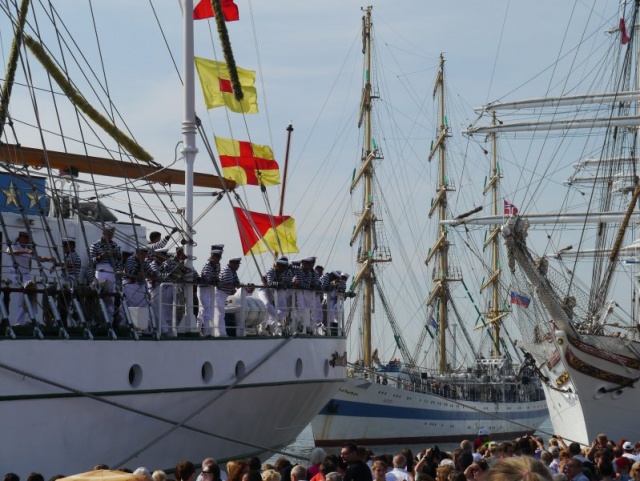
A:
519 349 573 394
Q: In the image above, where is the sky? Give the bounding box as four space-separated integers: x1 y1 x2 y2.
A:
0 1 633 362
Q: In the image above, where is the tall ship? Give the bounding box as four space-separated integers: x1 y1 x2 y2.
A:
0 0 346 476
460 2 640 445
311 7 547 447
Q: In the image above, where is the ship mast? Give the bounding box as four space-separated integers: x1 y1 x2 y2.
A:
426 54 460 374
182 0 197 330
480 112 505 356
350 6 390 368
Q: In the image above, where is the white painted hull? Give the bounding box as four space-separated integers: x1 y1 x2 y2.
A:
0 336 346 477
536 330 640 445
311 377 548 445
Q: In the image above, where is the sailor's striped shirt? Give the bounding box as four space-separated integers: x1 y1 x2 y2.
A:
200 261 220 285
218 265 240 295
63 250 82 283
90 240 123 270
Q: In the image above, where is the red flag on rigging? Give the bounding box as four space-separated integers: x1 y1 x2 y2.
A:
193 0 239 22
620 18 630 45
233 207 299 255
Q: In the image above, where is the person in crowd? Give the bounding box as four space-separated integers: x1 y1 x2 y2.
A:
436 464 453 481
474 428 490 451
623 443 639 463
548 447 561 474
227 461 249 481
630 462 640 481
134 468 153 481
616 457 631 481
372 461 389 481
484 456 551 481
565 459 589 481
153 471 168 481
389 455 409 481
308 448 328 480
197 247 222 337
463 463 482 481
311 459 339 481
262 471 281 481
215 257 241 337
26 474 43 481
402 450 414 478
90 225 123 323
276 458 294 481
291 466 308 481
342 442 373 481
415 447 442 479
599 461 614 481
325 474 342 481
176 462 197 481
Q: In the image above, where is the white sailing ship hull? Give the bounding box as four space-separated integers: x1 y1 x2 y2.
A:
311 377 548 445
537 330 640 445
0 336 346 477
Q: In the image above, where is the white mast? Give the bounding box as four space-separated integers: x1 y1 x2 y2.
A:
182 0 197 330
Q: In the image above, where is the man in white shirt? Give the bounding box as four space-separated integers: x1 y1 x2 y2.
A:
389 455 408 481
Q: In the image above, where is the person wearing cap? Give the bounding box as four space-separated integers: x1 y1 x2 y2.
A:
313 265 325 330
89 225 123 323
6 230 55 325
157 247 192 334
292 257 315 334
214 257 241 337
197 248 222 337
123 246 151 308
474 427 491 451
264 257 292 333
318 270 338 334
145 248 165 331
57 237 82 326
623 442 639 463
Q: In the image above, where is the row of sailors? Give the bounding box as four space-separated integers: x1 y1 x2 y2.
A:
6 228 351 336
198 249 351 336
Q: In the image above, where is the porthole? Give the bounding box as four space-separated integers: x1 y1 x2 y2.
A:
235 361 246 379
129 364 142 388
593 386 607 400
295 358 303 378
201 362 213 383
612 389 624 399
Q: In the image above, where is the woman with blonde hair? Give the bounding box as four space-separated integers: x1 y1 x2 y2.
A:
436 465 453 481
372 461 388 481
483 456 551 481
630 462 640 481
262 471 281 481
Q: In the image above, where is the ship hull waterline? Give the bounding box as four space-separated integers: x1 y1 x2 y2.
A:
0 335 346 477
311 378 548 446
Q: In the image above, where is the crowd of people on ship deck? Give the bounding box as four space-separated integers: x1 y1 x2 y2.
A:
5 431 640 481
3 227 354 337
